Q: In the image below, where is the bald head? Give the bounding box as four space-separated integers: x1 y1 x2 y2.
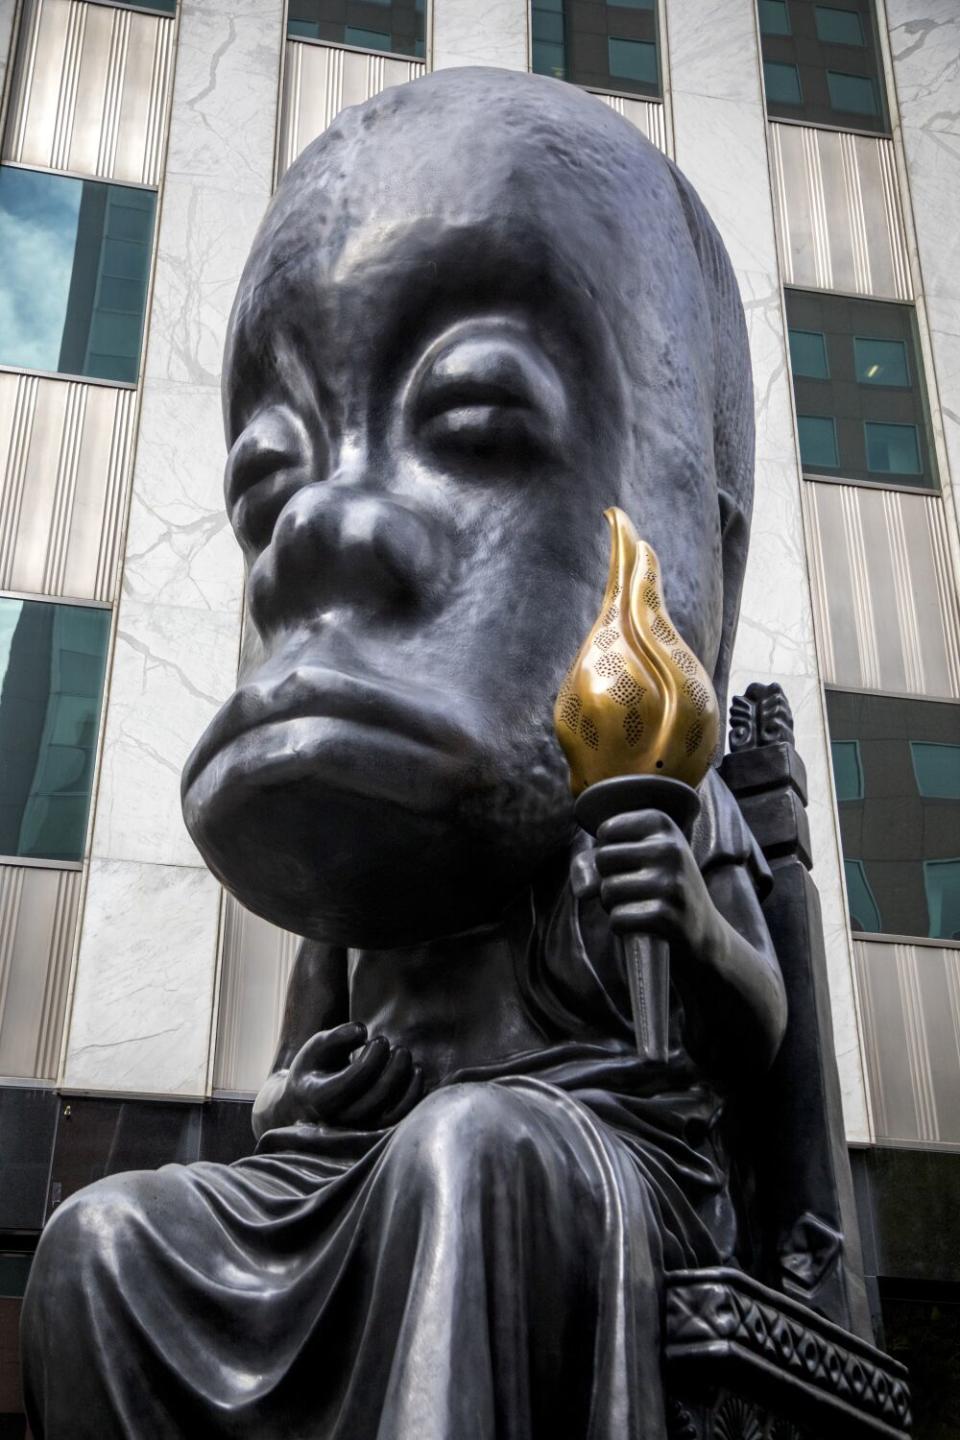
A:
185 69 754 943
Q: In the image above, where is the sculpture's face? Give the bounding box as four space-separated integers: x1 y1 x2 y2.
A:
181 70 733 946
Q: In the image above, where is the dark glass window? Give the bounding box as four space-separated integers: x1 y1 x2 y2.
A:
531 0 661 99
758 0 888 134
764 60 803 105
832 738 864 799
797 414 838 468
786 290 937 489
854 336 909 387
827 690 960 940
789 328 830 378
0 598 110 864
113 1 176 11
287 0 425 58
759 0 792 35
814 5 864 44
0 167 155 384
826 68 879 115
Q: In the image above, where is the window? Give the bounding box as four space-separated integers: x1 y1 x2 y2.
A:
759 0 791 35
608 37 657 85
113 0 176 10
827 69 879 115
864 421 921 477
798 415 838 468
827 691 960 940
924 860 960 943
844 860 881 933
789 328 830 378
0 167 155 384
287 0 425 58
764 60 802 105
530 0 662 99
832 739 864 800
911 743 960 800
855 336 909 387
758 0 888 133
815 5 864 44
0 599 110 864
786 291 937 489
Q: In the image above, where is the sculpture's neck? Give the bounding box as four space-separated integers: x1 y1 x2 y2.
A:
346 887 554 1088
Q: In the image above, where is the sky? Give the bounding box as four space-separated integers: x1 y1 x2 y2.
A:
0 166 81 373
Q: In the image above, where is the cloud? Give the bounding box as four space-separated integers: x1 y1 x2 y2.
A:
0 168 81 373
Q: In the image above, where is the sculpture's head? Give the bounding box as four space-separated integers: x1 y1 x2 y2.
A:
181 67 754 947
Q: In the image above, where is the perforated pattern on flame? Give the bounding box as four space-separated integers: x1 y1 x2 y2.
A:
553 508 720 794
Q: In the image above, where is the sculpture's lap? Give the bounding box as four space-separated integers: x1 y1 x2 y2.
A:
22 1079 673 1440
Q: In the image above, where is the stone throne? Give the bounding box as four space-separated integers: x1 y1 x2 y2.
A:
663 683 911 1440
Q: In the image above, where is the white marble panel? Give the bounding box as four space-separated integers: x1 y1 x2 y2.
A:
90 597 240 869
64 859 222 1097
143 177 272 388
671 94 779 278
165 0 284 195
665 0 764 107
432 0 528 72
737 269 800 468
886 1 960 137
65 3 285 1094
120 379 241 614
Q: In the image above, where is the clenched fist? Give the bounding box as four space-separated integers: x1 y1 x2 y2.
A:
593 809 713 962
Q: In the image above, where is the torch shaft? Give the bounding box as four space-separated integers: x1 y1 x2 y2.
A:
621 932 671 1065
574 773 701 1068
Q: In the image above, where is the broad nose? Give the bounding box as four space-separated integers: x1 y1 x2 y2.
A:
247 478 455 636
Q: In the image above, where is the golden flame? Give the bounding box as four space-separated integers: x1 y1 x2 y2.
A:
554 507 720 796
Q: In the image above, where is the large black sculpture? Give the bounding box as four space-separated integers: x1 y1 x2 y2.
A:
22 68 909 1439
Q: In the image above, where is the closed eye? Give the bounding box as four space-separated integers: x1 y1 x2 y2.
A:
226 406 322 554
409 325 567 465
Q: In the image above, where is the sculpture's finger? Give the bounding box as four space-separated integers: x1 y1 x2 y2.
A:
320 1036 392 1107
596 811 678 848
594 840 664 876
291 1022 367 1081
338 1046 414 1126
377 1065 425 1129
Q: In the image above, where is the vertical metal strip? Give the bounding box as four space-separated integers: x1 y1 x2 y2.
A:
143 16 174 187
7 0 43 163
924 496 960 697
877 136 912 302
801 482 838 681
854 941 890 1141
840 130 873 296
44 381 86 596
0 375 38 587
884 489 926 694
841 484 881 687
52 1 86 173
895 943 939 1143
95 387 134 602
34 870 81 1080
0 867 24 1050
97 5 129 179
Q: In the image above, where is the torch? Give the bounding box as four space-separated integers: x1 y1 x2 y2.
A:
554 508 720 1065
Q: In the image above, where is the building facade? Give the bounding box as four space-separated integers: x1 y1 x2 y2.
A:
0 0 957 1431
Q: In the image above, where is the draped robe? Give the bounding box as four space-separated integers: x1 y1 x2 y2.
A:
22 769 771 1440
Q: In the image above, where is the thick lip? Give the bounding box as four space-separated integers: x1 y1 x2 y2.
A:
181 664 472 796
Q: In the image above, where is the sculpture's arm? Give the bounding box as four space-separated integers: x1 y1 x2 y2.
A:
252 940 423 1140
594 812 787 1084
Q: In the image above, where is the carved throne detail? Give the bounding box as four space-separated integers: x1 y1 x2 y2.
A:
662 684 911 1440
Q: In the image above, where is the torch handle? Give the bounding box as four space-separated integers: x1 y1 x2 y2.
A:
574 773 701 1067
621 932 671 1065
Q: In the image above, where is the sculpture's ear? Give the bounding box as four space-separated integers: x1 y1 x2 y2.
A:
713 487 750 729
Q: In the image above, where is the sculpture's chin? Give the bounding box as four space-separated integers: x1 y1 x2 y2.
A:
182 716 561 946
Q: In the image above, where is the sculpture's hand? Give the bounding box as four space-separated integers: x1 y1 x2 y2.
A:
593 810 714 963
252 1022 424 1139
